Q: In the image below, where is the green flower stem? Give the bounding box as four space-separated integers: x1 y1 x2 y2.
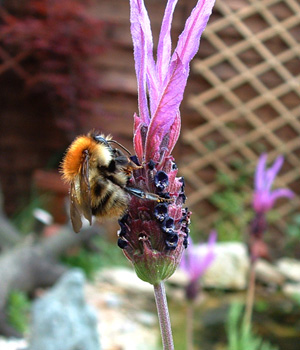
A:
244 260 256 327
153 282 174 350
186 303 194 350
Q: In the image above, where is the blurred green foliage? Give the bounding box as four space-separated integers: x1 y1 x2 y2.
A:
209 163 253 242
61 235 128 280
12 191 49 234
289 292 300 307
227 302 279 350
169 301 187 350
286 214 300 241
7 290 31 334
254 300 270 313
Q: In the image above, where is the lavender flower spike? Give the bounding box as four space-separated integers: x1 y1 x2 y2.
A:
253 153 294 214
118 0 215 285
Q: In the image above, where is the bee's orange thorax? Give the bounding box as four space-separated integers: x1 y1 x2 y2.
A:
61 135 97 183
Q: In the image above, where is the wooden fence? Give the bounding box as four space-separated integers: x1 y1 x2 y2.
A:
180 0 300 236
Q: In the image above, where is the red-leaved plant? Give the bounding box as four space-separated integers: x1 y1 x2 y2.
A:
0 0 105 131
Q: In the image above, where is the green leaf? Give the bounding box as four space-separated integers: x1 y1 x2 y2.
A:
7 290 31 334
226 302 279 350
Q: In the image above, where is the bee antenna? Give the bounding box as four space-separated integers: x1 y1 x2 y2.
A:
107 140 131 155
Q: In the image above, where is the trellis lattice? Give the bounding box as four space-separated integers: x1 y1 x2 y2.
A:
0 7 34 82
181 0 300 234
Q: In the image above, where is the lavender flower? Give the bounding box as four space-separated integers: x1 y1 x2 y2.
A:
180 231 217 300
250 154 294 260
253 154 294 214
180 231 217 282
118 0 215 285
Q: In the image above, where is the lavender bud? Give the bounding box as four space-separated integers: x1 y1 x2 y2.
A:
148 159 156 170
119 213 129 224
179 177 185 190
178 192 186 204
130 155 140 166
117 238 128 249
165 232 179 250
154 203 169 222
154 171 169 192
161 217 175 234
183 236 188 249
118 222 127 237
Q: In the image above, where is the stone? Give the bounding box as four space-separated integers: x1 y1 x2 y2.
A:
282 283 300 298
96 267 153 295
28 269 101 350
85 279 159 350
0 337 27 350
168 269 189 287
201 242 250 290
276 258 300 282
255 259 286 286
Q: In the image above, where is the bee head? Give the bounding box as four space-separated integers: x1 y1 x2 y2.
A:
90 132 111 148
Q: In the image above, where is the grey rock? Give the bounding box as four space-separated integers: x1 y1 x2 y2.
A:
28 269 101 350
0 337 27 350
201 242 250 290
276 258 300 282
96 267 153 295
282 282 300 298
85 282 158 350
255 259 286 286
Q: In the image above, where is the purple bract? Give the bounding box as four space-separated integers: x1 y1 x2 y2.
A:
253 154 294 214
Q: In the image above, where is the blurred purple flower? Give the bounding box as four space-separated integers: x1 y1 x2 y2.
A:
252 154 294 214
180 231 217 300
180 230 217 283
118 0 215 285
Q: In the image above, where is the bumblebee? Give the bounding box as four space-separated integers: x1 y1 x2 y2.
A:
61 131 170 233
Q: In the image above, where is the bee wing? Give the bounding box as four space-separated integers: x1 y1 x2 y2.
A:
70 182 83 233
79 151 92 226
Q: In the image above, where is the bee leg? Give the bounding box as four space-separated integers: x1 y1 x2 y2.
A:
125 187 172 203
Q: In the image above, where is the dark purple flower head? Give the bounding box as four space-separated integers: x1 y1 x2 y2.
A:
118 0 215 285
253 154 294 214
